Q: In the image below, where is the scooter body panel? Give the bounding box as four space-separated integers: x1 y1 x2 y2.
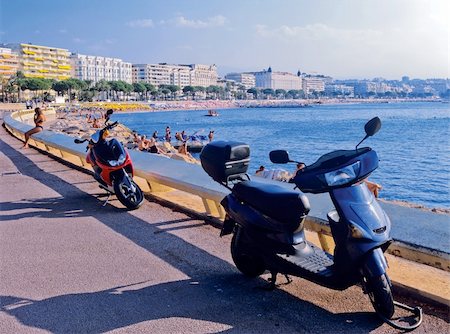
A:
87 140 133 186
221 194 302 245
329 183 392 265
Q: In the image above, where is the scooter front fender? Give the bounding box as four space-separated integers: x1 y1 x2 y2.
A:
220 217 235 237
361 247 388 279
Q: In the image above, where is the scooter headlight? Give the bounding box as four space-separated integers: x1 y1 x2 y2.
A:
108 154 126 167
349 223 367 239
324 161 361 186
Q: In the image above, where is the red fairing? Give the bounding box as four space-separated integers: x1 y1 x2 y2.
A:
87 150 133 186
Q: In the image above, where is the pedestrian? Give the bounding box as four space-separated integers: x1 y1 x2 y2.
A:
22 107 45 149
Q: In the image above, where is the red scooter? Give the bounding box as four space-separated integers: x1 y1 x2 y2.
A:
75 120 144 210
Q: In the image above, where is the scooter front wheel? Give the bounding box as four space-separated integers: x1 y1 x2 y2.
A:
231 230 265 277
114 178 144 210
366 273 395 319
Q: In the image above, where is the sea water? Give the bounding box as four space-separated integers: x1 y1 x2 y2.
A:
113 102 450 209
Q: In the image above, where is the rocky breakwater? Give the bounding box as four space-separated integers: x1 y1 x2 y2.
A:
48 110 200 165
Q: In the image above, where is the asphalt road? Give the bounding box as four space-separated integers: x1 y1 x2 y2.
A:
0 123 448 334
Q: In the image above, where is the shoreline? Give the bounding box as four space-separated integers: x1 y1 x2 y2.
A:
0 97 442 114
98 98 443 114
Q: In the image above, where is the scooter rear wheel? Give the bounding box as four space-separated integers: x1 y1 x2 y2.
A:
366 273 395 319
231 230 265 277
114 179 144 210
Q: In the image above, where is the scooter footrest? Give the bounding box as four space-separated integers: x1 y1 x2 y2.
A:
279 242 334 276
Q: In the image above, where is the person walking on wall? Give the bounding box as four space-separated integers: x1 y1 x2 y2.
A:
22 107 45 149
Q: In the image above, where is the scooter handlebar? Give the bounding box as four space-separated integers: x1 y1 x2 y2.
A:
104 121 119 130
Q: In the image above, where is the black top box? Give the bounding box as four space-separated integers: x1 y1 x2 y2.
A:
200 141 250 183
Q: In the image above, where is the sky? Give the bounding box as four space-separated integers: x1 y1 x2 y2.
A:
0 0 448 79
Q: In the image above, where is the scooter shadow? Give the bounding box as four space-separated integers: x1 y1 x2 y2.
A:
0 276 383 334
0 137 385 333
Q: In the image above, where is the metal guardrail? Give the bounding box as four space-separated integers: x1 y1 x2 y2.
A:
4 109 449 273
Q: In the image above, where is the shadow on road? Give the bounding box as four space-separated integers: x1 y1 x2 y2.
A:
0 137 383 333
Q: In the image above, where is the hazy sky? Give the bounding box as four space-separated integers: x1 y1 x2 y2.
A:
1 0 448 79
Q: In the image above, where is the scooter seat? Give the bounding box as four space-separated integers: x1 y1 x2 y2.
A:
232 181 310 227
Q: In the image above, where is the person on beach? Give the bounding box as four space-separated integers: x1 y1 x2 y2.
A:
208 130 214 142
365 179 382 198
165 126 171 142
175 132 183 141
138 135 150 151
255 165 265 175
178 141 194 158
148 138 160 154
92 118 101 128
22 107 45 149
152 130 158 141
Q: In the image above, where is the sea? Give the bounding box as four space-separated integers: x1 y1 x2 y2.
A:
112 101 450 210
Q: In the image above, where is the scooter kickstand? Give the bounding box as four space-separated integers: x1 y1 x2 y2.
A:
260 271 278 291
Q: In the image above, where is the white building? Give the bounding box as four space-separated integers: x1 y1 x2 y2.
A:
133 63 191 87
253 68 302 90
224 72 256 89
189 64 218 87
0 47 19 79
132 63 218 88
71 54 132 84
302 76 325 95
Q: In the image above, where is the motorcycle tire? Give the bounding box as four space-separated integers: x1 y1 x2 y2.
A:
366 273 395 319
231 230 265 277
114 179 144 210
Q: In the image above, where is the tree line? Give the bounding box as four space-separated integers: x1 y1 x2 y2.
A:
0 71 313 103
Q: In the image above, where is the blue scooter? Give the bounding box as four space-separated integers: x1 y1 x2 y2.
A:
200 117 422 330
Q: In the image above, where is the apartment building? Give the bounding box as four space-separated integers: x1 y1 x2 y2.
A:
0 47 19 79
253 67 302 90
133 63 218 88
71 53 132 84
133 63 191 87
189 64 218 87
302 76 325 95
224 72 256 89
6 43 72 80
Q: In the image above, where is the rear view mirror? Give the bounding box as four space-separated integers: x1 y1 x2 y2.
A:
269 150 290 164
365 117 381 137
356 116 382 149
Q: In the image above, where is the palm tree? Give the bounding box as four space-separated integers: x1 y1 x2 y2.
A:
275 89 286 99
95 80 111 100
247 88 258 99
143 83 156 101
183 85 194 99
133 82 146 101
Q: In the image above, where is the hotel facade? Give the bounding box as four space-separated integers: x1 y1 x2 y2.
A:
253 68 302 90
132 63 218 88
0 47 20 79
302 76 326 95
6 43 72 80
224 73 256 89
70 54 132 84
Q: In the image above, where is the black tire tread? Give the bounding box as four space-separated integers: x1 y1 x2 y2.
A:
367 274 395 319
114 180 144 210
231 231 265 277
